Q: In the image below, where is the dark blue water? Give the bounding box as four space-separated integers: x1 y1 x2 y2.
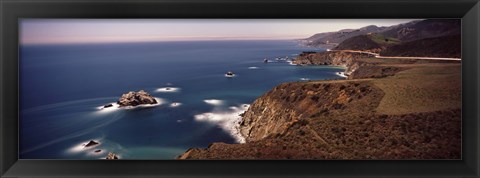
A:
19 40 345 159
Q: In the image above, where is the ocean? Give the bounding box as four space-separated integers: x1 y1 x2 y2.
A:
19 40 345 159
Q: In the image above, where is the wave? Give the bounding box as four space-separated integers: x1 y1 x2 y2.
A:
156 87 181 93
336 72 348 78
194 104 250 143
22 97 117 114
203 99 224 106
66 137 104 154
248 66 259 69
21 112 125 154
66 137 127 159
95 97 165 113
169 102 182 108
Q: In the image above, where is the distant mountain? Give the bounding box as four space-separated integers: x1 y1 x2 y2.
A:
301 25 388 48
302 19 460 50
333 33 401 53
330 19 461 58
380 35 461 58
381 19 461 42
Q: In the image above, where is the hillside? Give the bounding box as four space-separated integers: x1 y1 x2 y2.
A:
381 19 461 42
179 56 461 160
332 35 379 53
301 25 387 48
331 20 461 58
301 19 460 52
380 35 461 58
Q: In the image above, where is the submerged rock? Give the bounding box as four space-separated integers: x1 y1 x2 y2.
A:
106 152 119 159
94 149 102 153
117 90 157 107
85 140 99 147
103 104 113 109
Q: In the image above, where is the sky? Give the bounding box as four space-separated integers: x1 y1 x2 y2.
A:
20 19 419 45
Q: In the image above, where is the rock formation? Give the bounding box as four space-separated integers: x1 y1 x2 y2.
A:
103 104 113 109
117 90 157 107
178 57 461 160
106 152 118 159
84 140 99 147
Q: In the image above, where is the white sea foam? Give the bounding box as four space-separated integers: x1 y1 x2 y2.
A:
248 66 259 69
194 104 250 143
66 138 103 154
170 102 182 108
203 99 224 106
96 103 121 113
97 97 165 112
139 97 166 108
336 72 348 78
300 78 310 81
156 87 181 93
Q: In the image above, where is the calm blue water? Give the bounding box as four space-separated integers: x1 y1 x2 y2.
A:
19 40 345 159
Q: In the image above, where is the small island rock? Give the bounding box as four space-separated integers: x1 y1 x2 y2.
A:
103 104 113 109
117 90 157 107
106 152 119 159
85 140 99 147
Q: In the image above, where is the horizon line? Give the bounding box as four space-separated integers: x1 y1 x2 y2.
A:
20 37 303 46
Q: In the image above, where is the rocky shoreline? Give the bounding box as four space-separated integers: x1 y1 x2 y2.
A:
178 52 461 160
292 51 403 79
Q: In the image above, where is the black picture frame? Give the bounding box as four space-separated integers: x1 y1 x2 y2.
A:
1 0 479 177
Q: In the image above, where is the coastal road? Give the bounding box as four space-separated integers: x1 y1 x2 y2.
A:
374 56 461 61
329 49 461 61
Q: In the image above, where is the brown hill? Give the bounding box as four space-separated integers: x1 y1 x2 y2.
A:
381 19 461 42
332 34 399 53
179 58 461 160
301 25 388 47
380 35 461 58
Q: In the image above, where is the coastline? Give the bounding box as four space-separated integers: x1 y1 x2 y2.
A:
178 50 461 160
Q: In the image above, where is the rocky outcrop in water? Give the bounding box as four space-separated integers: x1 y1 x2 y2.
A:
106 152 118 159
84 140 99 147
293 51 374 66
292 51 402 79
117 90 157 107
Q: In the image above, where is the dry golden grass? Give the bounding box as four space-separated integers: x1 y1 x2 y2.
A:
373 63 461 115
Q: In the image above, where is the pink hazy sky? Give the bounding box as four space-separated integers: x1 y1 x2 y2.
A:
20 19 419 45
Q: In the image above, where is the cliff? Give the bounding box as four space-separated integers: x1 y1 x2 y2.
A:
292 51 402 79
179 57 461 160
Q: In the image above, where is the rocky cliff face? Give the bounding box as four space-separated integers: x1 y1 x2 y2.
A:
293 51 374 67
292 51 401 79
178 78 460 159
178 53 461 160
239 81 383 142
179 79 460 159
